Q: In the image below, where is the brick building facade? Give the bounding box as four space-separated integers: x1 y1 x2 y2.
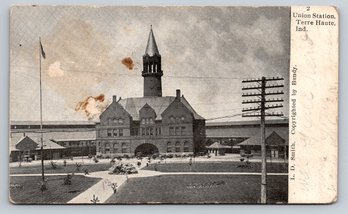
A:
95 27 205 157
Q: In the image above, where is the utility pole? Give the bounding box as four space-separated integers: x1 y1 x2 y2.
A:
242 76 284 204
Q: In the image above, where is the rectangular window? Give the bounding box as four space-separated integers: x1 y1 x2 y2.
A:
107 129 112 137
113 129 117 137
175 127 180 135
146 127 150 135
142 128 145 136
150 127 154 136
159 127 161 135
169 127 174 136
181 127 186 135
119 128 123 136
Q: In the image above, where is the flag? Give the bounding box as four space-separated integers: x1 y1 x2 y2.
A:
40 40 46 59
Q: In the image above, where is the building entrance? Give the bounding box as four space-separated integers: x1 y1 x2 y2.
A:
134 143 159 157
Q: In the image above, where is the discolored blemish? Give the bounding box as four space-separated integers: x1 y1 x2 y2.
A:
75 94 106 120
121 57 134 70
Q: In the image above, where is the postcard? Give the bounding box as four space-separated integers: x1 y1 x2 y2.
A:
9 5 338 204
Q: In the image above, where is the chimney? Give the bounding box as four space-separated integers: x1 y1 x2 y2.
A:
176 89 181 100
113 95 117 103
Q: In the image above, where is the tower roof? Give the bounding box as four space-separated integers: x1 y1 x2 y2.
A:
145 26 160 56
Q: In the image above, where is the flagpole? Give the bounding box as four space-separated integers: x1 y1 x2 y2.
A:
39 37 45 186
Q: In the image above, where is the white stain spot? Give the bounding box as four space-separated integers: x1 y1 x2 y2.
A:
97 56 102 66
48 61 65 77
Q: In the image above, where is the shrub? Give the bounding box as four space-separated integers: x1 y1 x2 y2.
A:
75 163 82 172
110 157 116 164
63 174 72 185
84 168 90 175
50 161 58 169
108 163 138 175
110 183 118 194
93 157 99 163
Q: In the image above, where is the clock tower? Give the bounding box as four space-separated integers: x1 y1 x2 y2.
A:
142 26 163 97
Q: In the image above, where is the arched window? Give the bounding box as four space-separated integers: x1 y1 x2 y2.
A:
175 141 181 153
121 143 127 153
113 143 119 153
184 141 190 152
167 142 172 153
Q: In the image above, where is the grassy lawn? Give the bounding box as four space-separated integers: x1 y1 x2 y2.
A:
105 174 288 204
9 175 101 204
143 161 288 173
10 162 114 174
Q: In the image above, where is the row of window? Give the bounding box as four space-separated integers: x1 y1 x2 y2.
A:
108 118 124 125
140 127 161 136
144 63 160 73
98 142 128 153
167 141 191 153
98 141 192 153
169 126 186 136
141 118 155 125
141 116 187 125
107 128 123 137
101 126 187 137
58 141 95 147
169 116 186 123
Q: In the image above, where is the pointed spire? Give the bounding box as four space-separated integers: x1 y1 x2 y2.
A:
145 25 160 56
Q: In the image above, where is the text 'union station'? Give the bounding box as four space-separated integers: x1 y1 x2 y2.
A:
95 27 206 157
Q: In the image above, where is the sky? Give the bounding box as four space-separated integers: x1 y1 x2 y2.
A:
10 6 290 122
